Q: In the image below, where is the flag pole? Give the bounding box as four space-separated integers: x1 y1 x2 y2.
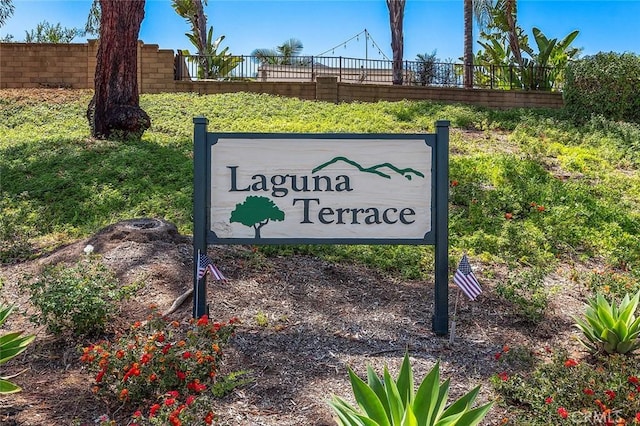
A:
194 249 202 316
450 251 465 344
449 286 461 344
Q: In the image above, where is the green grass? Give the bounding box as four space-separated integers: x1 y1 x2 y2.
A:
2 91 640 277
2 90 640 423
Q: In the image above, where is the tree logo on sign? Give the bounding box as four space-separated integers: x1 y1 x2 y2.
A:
230 196 285 238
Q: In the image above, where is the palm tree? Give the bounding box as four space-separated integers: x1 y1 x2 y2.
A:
172 0 208 56
503 0 523 68
172 0 241 79
85 0 101 36
386 0 405 85
251 38 304 65
0 0 14 28
481 0 524 67
463 0 494 88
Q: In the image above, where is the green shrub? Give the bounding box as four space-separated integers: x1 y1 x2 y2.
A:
582 116 640 166
492 349 640 424
329 353 492 425
26 255 129 335
496 267 551 323
584 269 640 298
564 52 640 124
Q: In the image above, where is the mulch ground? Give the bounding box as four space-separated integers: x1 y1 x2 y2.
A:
0 218 587 425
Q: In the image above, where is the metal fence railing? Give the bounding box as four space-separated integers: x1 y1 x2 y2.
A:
175 53 559 91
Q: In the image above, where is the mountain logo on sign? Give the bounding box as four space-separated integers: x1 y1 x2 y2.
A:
312 156 424 180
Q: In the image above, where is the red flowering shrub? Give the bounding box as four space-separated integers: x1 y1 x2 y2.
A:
557 406 568 419
564 358 579 367
81 308 239 407
119 391 218 426
492 349 640 424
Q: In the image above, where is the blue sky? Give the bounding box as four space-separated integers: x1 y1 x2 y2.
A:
1 0 638 61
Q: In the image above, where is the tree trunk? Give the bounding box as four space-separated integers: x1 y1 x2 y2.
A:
192 0 212 78
504 0 524 68
463 0 473 88
386 0 405 85
87 0 150 140
192 0 207 54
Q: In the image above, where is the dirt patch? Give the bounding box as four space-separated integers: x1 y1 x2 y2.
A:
0 219 587 425
0 88 93 105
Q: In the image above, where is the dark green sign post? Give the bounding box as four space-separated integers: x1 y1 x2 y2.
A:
433 121 450 336
192 117 450 335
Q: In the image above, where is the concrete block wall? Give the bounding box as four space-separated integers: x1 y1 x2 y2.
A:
174 81 316 100
0 42 563 109
0 43 92 88
0 41 177 92
87 40 98 87
316 77 338 103
335 82 563 109
139 44 176 93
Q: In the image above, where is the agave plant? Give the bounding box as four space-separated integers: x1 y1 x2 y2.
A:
329 353 492 426
1 305 35 394
574 291 640 355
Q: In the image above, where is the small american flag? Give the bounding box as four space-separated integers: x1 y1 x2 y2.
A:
453 254 482 301
197 251 226 281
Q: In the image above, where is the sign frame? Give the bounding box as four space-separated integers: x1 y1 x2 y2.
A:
192 117 450 335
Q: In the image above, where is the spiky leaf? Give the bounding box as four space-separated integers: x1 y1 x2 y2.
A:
0 379 21 394
396 352 414 408
348 367 391 426
454 402 494 426
383 365 404 425
414 360 441 426
367 366 391 420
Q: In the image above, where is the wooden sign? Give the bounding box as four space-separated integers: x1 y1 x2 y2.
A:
209 136 433 243
193 118 450 335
